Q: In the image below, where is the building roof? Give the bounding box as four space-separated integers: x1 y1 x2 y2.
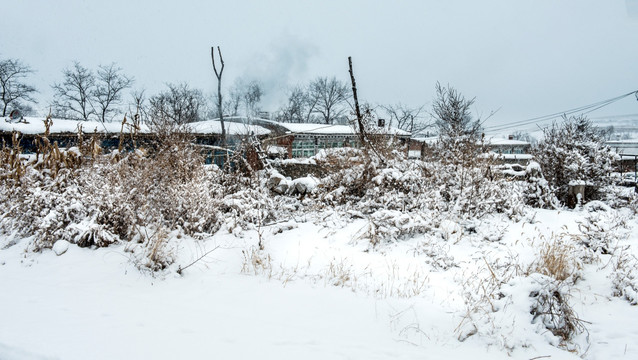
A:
1 117 131 134
187 119 270 136
217 117 411 137
1 117 270 136
487 138 531 146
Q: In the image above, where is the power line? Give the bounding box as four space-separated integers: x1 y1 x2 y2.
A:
484 90 638 133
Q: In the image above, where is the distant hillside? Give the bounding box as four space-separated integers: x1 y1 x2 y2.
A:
591 114 638 140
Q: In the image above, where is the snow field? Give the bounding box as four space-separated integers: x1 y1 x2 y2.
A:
4 205 638 359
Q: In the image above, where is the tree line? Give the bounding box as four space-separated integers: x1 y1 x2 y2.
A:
0 56 430 133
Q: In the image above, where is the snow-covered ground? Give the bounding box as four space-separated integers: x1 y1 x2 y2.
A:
2 206 637 359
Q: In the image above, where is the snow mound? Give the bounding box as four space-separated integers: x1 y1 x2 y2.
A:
52 240 70 256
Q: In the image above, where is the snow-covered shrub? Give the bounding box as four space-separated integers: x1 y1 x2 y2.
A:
0 167 121 250
533 115 618 205
359 210 432 245
131 226 177 272
601 184 637 209
576 209 629 257
108 145 224 236
0 129 230 255
611 247 638 305
523 161 559 209
528 274 585 342
422 160 524 219
458 268 585 349
305 140 524 246
457 233 587 351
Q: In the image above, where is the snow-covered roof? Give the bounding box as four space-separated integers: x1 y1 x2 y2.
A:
410 136 438 144
1 117 270 136
487 138 531 146
496 153 534 160
222 117 410 137
1 117 136 134
187 119 270 136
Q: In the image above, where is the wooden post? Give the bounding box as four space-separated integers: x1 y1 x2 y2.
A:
348 57 365 146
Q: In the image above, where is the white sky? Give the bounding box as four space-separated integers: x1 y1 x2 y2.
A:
2 0 638 130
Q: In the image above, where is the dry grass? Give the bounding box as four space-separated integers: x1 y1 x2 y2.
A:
532 237 581 283
0 131 26 182
241 246 274 277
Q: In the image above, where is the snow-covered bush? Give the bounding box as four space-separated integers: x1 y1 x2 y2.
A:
601 184 637 209
523 161 559 209
533 115 618 205
303 141 524 246
457 233 587 351
0 167 121 250
528 274 585 342
422 160 524 219
575 208 629 257
0 130 234 254
611 247 638 305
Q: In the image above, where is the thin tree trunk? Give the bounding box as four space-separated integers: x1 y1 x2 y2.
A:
212 46 226 147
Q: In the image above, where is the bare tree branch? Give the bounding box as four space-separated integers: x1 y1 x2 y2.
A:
381 103 428 134
0 58 37 117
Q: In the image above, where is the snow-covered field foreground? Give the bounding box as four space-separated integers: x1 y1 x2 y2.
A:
2 207 638 360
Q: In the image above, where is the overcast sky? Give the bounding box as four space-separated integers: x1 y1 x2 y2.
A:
2 0 637 131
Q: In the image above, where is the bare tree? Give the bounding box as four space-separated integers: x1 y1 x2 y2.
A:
511 130 537 144
222 85 242 117
242 80 263 118
432 82 481 139
93 63 133 122
129 89 148 123
381 103 427 134
148 83 206 125
307 76 350 124
52 62 96 120
277 85 308 122
211 46 226 146
218 78 264 119
277 84 321 123
0 58 37 117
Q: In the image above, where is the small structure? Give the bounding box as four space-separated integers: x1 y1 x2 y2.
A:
606 140 638 174
567 180 591 209
487 137 532 165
